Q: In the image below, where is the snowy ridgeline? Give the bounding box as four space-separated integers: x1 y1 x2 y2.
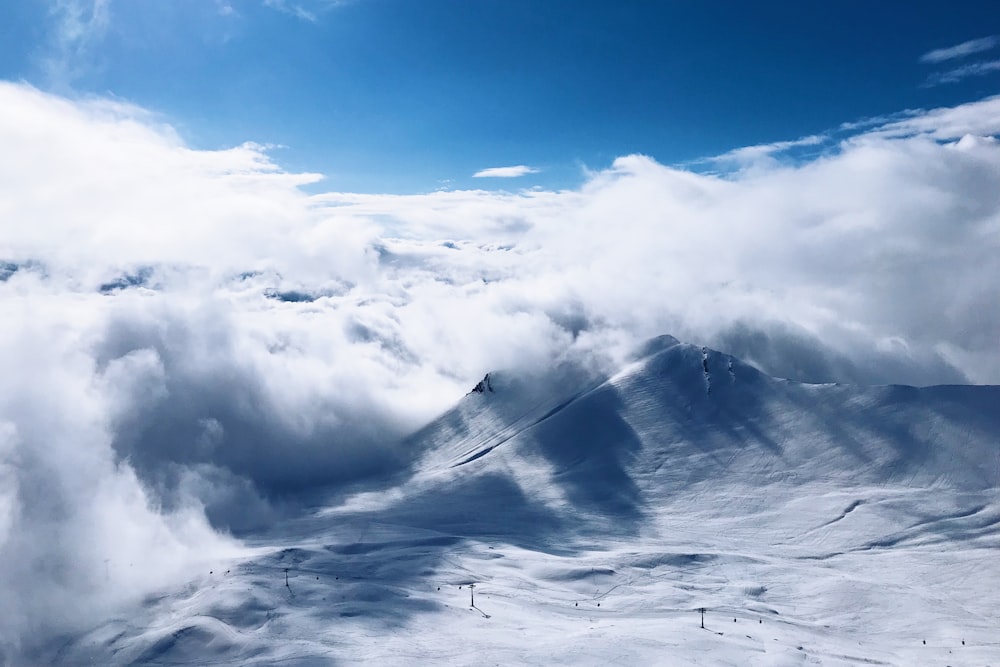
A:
44 338 1000 666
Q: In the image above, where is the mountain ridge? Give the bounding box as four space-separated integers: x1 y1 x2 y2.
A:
409 336 1000 497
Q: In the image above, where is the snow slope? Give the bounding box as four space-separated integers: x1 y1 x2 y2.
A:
39 337 1000 666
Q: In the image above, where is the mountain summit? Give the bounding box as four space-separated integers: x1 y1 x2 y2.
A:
418 338 998 493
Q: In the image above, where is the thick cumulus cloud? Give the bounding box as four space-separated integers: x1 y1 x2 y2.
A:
1 81 999 655
0 290 244 661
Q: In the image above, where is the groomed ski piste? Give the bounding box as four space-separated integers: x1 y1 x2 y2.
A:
47 337 1000 666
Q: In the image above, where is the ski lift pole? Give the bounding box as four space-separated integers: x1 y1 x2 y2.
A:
469 583 475 607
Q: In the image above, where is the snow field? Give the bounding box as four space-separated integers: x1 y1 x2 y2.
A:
42 341 1000 665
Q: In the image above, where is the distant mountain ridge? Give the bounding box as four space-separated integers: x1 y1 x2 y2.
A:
410 335 1000 499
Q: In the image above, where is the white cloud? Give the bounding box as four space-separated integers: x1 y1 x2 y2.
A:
919 35 999 63
0 289 246 656
263 0 348 22
472 165 541 178
865 94 1000 140
837 110 920 133
3 80 1000 658
924 58 1000 86
702 134 827 170
42 0 112 86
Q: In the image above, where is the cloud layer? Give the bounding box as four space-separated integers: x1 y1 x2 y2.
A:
2 80 999 657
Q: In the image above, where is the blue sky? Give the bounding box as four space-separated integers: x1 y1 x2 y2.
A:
2 0 999 191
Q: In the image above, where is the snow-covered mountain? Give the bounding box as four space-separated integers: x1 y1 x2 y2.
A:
43 337 1000 666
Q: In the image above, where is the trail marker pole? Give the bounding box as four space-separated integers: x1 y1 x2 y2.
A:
470 583 475 607
700 607 705 628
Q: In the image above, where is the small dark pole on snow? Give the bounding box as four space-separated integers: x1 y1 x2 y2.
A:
699 607 705 628
469 583 475 607
284 568 290 589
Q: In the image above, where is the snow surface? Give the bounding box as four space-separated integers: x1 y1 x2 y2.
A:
39 338 1000 666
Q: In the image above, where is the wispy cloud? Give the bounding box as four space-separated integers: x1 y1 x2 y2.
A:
216 1 238 17
264 0 316 22
864 94 1000 140
42 0 112 86
263 0 349 22
924 58 1000 86
838 110 921 133
472 165 540 178
701 135 826 170
919 36 999 63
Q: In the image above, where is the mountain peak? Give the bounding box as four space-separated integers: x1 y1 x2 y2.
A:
469 373 495 394
630 333 682 360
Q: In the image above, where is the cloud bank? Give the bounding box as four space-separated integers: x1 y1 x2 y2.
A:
2 80 999 658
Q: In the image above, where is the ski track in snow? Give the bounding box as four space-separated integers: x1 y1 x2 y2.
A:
38 340 1000 667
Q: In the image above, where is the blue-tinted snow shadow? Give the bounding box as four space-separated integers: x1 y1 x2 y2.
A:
368 472 568 548
777 382 1000 490
136 473 573 664
527 384 647 528
594 344 787 490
